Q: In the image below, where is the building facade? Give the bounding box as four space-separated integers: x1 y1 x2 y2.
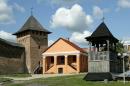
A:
43 38 88 74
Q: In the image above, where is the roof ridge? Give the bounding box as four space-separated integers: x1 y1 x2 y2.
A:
61 38 85 53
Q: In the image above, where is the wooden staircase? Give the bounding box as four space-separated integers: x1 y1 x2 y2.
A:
69 64 77 70
34 65 43 74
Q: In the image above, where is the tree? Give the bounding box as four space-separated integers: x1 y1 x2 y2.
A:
116 41 124 53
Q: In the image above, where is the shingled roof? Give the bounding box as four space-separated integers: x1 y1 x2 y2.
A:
13 15 51 35
86 22 118 42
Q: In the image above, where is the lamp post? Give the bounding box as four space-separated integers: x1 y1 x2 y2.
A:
118 53 127 84
123 53 127 84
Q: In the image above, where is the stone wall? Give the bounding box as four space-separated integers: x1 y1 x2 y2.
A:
0 57 25 74
17 34 31 73
0 38 26 74
30 34 48 73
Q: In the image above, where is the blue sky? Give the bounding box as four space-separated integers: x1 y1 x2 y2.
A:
0 0 130 47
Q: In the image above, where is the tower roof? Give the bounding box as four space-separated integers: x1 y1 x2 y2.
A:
86 22 118 42
13 15 51 35
91 22 113 37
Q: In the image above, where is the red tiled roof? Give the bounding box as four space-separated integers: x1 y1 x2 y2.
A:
43 38 86 53
60 38 86 53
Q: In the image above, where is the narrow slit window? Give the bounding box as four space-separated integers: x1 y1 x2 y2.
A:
38 46 40 49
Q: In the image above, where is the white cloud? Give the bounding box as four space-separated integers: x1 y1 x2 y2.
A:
93 6 110 19
51 4 93 32
123 40 130 45
116 0 130 11
118 0 130 8
122 37 130 45
13 3 25 13
0 0 15 24
51 4 93 46
0 30 16 42
93 6 103 19
0 1 25 24
70 30 92 46
48 40 55 46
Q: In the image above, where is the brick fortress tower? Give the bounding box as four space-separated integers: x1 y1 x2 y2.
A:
13 15 51 73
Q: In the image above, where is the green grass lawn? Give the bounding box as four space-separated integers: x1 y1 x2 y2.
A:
0 73 31 78
0 78 12 83
4 74 130 86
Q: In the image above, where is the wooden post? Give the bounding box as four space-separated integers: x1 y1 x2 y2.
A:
114 43 116 51
76 54 80 73
54 56 57 73
89 42 91 61
65 55 68 73
65 55 68 65
54 56 57 65
107 40 109 51
89 42 91 52
43 56 46 74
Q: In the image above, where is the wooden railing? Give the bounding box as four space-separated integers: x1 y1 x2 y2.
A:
88 51 118 72
89 51 109 61
69 63 77 70
47 64 54 70
33 63 40 74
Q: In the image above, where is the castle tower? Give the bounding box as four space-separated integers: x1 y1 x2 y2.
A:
13 15 51 73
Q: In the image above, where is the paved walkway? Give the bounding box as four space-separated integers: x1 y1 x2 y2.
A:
3 73 86 81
